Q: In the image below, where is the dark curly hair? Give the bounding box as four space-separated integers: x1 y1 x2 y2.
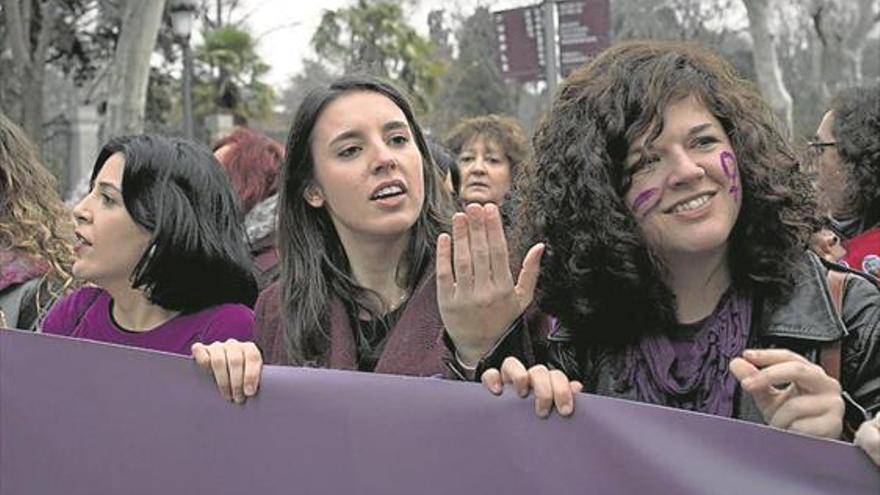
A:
828 84 880 230
513 41 818 347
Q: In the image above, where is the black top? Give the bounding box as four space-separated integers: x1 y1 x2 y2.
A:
354 304 406 372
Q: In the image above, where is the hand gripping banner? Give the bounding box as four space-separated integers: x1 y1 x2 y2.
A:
1 330 878 495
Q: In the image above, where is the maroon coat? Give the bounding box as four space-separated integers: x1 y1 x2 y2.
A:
254 270 453 377
250 233 279 291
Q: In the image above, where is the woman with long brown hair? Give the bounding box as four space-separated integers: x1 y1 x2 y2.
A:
194 75 543 403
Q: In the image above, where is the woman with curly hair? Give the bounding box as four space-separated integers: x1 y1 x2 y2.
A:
0 112 75 330
446 114 529 206
810 84 880 279
461 41 880 448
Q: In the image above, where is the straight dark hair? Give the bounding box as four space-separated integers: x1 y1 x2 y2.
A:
278 75 453 365
91 134 258 312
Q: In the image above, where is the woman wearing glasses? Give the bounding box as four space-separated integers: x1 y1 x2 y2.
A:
809 84 880 278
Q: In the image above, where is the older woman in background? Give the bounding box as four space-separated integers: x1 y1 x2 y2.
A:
446 114 528 206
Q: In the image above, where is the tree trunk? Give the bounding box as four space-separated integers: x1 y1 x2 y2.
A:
841 0 879 86
742 0 793 136
104 0 167 138
3 0 55 148
812 0 880 97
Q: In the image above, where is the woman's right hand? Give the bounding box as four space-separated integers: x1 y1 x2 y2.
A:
481 356 583 418
192 339 263 404
437 203 544 366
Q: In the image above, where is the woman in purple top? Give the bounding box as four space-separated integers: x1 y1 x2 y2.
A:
42 134 258 355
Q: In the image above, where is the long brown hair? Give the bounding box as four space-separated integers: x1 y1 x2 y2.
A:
278 75 454 364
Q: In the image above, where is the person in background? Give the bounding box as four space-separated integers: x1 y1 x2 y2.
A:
0 112 75 330
42 134 258 355
193 75 545 403
446 114 528 206
454 41 879 445
427 137 459 196
213 128 285 289
809 84 880 278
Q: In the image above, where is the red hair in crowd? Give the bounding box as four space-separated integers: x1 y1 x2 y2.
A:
212 129 284 215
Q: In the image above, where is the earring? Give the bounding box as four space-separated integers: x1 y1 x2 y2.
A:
303 184 325 207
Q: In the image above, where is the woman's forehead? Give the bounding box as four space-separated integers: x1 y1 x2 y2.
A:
462 134 502 152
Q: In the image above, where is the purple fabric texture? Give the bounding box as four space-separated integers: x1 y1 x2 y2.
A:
620 289 752 416
41 286 254 355
1 330 878 495
0 249 49 292
255 270 451 376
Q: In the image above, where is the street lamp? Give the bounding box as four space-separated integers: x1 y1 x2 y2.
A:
170 0 199 140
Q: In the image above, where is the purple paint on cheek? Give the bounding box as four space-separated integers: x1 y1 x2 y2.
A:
631 187 660 216
720 151 741 202
720 151 737 179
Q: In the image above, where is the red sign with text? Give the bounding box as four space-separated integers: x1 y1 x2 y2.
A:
557 0 611 76
493 5 546 82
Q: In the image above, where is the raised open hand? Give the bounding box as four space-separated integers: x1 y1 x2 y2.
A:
437 203 543 366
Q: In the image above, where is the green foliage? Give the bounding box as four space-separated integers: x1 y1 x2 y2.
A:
423 7 515 136
194 25 274 121
281 57 336 116
144 66 177 135
310 0 444 111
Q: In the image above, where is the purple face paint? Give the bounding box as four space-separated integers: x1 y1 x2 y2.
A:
720 151 740 202
631 187 660 217
720 151 737 179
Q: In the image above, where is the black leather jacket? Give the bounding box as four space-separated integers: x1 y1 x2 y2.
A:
452 252 880 431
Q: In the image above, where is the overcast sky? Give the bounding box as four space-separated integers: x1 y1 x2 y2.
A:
238 0 534 88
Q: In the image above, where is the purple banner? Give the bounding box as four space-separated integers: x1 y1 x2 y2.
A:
1 330 878 495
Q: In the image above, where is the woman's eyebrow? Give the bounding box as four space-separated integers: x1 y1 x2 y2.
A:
327 121 408 148
328 129 363 148
686 123 714 136
96 181 122 195
383 120 408 133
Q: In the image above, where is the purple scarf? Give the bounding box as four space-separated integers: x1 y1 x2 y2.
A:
619 289 752 417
